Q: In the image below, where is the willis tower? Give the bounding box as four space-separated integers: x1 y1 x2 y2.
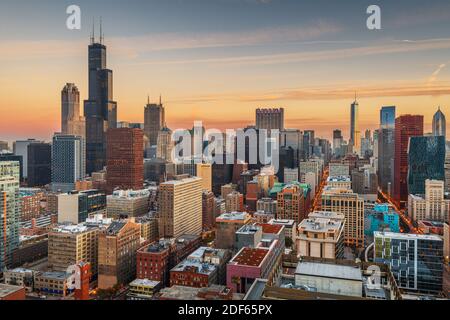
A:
84 23 117 174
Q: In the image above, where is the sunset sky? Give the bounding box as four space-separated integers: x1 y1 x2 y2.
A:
1 0 450 144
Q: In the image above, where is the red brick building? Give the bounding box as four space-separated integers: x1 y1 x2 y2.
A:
0 284 26 300
106 128 144 193
393 115 424 208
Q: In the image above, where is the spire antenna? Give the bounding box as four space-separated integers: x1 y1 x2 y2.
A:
159 94 162 106
100 17 104 44
147 95 150 105
91 17 95 44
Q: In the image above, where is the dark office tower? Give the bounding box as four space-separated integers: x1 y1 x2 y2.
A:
378 128 395 195
144 96 165 147
51 134 86 192
280 129 303 165
432 107 446 137
27 143 51 187
408 136 445 195
393 115 424 207
380 106 396 129
256 108 284 131
61 83 85 138
84 30 117 174
333 129 343 155
303 130 315 159
106 128 144 193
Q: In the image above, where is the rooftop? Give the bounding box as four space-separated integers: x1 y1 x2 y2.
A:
327 175 351 182
295 261 362 282
216 212 250 222
231 247 268 267
0 284 24 299
161 176 201 186
299 217 343 233
256 223 283 235
374 231 442 241
308 211 345 220
129 279 160 288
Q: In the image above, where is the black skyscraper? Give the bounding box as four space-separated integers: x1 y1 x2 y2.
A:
27 143 51 187
84 28 117 174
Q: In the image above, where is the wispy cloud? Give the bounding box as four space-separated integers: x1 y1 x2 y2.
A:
168 81 450 104
427 63 448 84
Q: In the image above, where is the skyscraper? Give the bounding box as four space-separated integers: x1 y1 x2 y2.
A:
13 139 41 179
156 125 173 161
106 128 144 193
380 106 396 129
27 142 52 187
61 83 85 138
255 108 284 131
407 136 445 195
158 176 203 238
393 115 424 207
432 107 446 137
0 161 20 271
332 129 343 155
350 99 360 154
51 134 86 192
84 30 117 174
378 106 396 195
144 97 165 147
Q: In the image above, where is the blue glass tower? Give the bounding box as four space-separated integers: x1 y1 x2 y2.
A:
407 136 445 195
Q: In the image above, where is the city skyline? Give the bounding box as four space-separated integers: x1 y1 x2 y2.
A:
2 0 450 143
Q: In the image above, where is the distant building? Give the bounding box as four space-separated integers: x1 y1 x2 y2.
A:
393 115 424 208
329 163 349 176
327 175 351 190
202 190 215 230
255 108 284 131
321 187 365 248
144 98 165 147
276 184 307 224
256 198 277 215
365 203 400 236
106 128 144 193
34 271 72 297
13 139 41 179
61 83 85 138
51 134 86 192
407 136 445 195
432 107 446 137
225 191 244 213
57 190 106 224
284 168 298 184
0 284 26 300
27 142 51 187
408 179 450 223
197 163 212 192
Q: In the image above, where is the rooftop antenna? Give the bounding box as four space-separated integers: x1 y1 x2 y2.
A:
91 17 95 44
100 17 104 44
147 95 150 105
159 94 162 106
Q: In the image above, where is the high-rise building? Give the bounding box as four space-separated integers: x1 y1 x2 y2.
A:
255 108 284 131
158 176 203 238
393 115 424 207
432 107 446 137
350 99 360 154
202 190 215 230
0 153 23 182
225 191 244 213
196 163 212 192
58 190 107 224
408 136 445 195
408 179 450 223
321 187 365 248
144 97 165 147
106 128 144 193
297 211 345 259
378 127 395 195
332 129 343 155
27 142 51 187
380 106 396 129
374 231 443 294
283 168 298 183
98 220 141 289
61 83 85 138
156 125 173 161
84 34 117 174
0 161 20 271
52 134 86 192
13 139 41 179
276 184 306 224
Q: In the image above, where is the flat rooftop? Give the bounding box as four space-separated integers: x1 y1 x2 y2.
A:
299 218 343 233
216 212 249 222
308 211 345 220
295 262 362 282
231 247 268 267
0 284 24 298
327 175 351 182
129 279 160 288
256 223 283 235
161 176 201 185
374 231 442 241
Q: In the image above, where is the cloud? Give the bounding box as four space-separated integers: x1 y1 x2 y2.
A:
427 63 447 84
168 81 450 104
